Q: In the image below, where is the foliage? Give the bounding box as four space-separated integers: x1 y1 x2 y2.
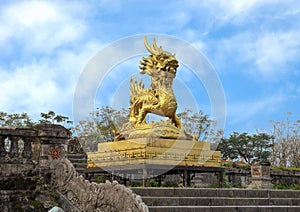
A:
207 184 220 188
40 110 73 125
271 166 300 172
221 161 251 169
147 178 159 187
233 163 251 169
273 184 300 190
217 132 273 163
161 181 178 187
35 177 58 200
75 106 129 151
29 200 44 207
95 175 111 184
75 107 220 151
177 109 223 142
0 111 34 127
127 181 143 187
0 110 72 129
221 161 234 168
269 113 300 167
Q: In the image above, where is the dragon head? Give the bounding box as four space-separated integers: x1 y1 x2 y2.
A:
139 37 179 78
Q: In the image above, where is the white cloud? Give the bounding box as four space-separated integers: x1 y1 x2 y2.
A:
191 40 206 53
227 93 285 125
0 1 105 120
0 62 63 116
167 11 192 29
217 0 267 19
249 31 300 77
0 38 104 119
200 0 283 25
211 29 300 80
0 1 86 54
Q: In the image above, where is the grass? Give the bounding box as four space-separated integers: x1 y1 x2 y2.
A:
271 166 300 172
273 184 300 190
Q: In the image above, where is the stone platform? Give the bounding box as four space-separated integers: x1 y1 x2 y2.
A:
87 138 221 168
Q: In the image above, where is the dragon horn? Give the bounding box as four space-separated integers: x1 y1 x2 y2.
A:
144 37 161 55
152 38 163 54
144 37 155 54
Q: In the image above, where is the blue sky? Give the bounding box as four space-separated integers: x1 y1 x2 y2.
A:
0 0 299 136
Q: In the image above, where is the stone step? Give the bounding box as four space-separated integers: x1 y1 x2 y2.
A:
148 205 300 212
132 188 300 211
142 197 300 206
132 188 300 198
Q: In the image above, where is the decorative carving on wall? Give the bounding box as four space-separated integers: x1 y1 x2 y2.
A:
67 138 84 154
252 167 260 176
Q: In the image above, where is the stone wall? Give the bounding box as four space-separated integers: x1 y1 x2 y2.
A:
192 167 300 188
272 169 300 185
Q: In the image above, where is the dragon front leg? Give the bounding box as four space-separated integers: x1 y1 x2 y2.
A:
172 114 182 129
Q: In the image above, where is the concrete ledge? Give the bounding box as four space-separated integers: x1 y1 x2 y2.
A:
132 188 300 198
148 206 300 212
142 197 300 206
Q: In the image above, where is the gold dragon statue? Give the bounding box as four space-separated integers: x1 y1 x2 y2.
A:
116 37 195 140
129 37 181 128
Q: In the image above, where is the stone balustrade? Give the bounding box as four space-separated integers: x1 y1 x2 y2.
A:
0 128 37 164
0 124 72 179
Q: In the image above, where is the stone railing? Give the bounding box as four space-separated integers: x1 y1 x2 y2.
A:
0 127 37 164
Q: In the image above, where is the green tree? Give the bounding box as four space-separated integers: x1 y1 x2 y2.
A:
75 106 129 151
217 132 273 163
0 111 72 129
0 111 34 127
75 107 222 151
178 109 222 142
40 110 73 126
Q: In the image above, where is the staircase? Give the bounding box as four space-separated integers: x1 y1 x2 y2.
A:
132 188 300 212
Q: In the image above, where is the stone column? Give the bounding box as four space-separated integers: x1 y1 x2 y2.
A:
0 136 6 157
34 124 71 180
22 137 33 164
9 136 20 158
142 168 148 187
182 169 191 187
22 137 32 158
216 171 224 188
248 161 273 189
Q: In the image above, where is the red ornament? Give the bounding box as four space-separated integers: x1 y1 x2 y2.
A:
50 148 61 160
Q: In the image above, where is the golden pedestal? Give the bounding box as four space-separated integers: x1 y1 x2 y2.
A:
88 138 221 168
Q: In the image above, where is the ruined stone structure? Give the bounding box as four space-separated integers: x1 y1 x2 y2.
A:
66 137 88 177
0 124 148 211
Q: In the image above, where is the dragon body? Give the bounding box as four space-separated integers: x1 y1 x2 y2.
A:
129 37 181 128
